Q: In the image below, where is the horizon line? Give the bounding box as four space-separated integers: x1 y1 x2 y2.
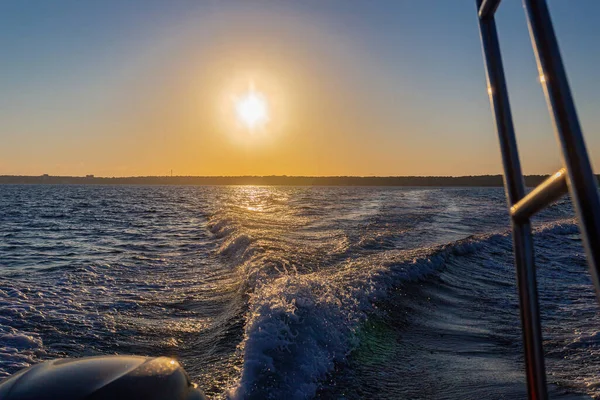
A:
3 174 597 187
0 173 567 179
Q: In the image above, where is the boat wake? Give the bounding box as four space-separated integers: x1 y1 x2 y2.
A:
208 210 592 399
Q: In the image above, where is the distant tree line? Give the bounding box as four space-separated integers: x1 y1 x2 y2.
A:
2 174 598 187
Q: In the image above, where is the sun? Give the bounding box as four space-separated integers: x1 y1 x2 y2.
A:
234 89 269 129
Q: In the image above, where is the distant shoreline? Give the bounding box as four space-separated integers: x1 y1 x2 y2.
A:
1 174 593 187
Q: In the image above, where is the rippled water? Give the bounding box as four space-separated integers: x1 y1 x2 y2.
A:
0 185 598 399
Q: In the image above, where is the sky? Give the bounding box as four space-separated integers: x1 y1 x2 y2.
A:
1 0 600 177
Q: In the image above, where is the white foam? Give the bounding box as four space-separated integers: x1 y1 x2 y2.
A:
230 240 491 398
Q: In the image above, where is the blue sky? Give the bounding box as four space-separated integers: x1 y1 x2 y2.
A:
1 1 599 176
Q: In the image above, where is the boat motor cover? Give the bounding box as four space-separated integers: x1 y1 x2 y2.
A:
0 355 206 400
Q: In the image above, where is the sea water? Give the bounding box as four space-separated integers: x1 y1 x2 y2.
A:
0 185 598 399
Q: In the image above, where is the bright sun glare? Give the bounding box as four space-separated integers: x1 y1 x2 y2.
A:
235 89 269 129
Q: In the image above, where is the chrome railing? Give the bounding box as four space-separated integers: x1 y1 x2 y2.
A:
475 1 600 399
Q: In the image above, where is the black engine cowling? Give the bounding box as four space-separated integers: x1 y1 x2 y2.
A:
0 355 206 400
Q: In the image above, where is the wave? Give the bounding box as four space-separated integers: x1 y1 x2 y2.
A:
209 213 581 399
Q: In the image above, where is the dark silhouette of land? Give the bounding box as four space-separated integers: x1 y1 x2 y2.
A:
1 174 595 187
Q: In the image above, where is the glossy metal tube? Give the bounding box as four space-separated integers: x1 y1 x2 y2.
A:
476 1 548 398
511 168 568 222
478 0 501 19
523 0 600 301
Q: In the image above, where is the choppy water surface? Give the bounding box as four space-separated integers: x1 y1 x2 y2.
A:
0 185 598 399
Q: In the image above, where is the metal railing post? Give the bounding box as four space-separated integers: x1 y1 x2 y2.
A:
476 0 600 397
523 0 600 298
476 1 548 398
